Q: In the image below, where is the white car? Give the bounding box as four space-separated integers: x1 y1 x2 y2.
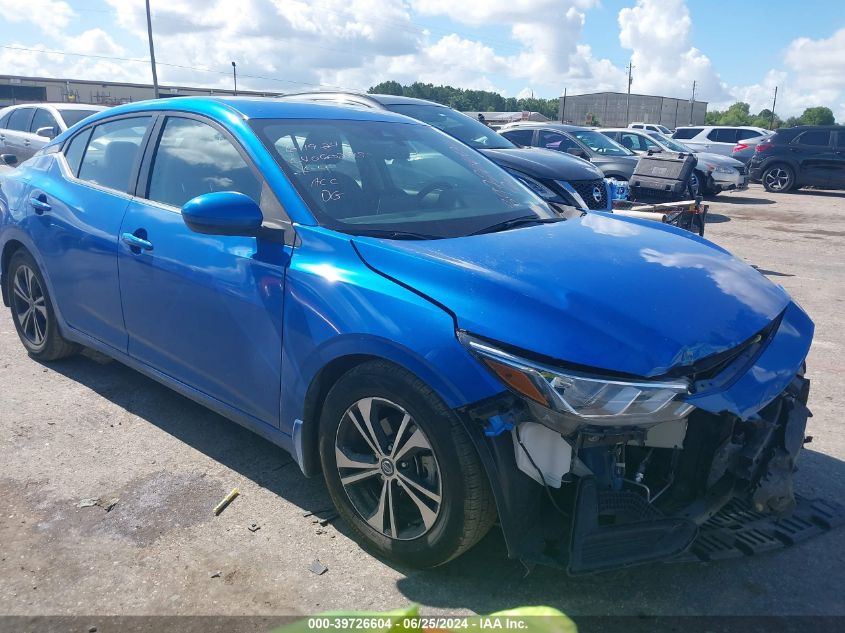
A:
0 103 106 165
628 122 672 135
599 128 749 197
672 125 770 157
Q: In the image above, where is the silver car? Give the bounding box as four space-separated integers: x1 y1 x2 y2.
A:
0 103 105 166
599 128 748 197
671 125 770 157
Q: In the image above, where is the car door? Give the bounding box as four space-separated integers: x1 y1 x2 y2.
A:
25 115 154 351
117 114 290 426
0 109 12 153
789 129 836 186
3 107 36 162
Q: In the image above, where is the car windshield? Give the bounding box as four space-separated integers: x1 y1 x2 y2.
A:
656 125 671 135
571 129 633 156
57 109 100 128
252 119 554 239
648 132 693 153
385 104 515 150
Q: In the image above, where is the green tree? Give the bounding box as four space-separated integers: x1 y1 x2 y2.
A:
798 106 835 126
718 102 751 126
368 80 404 96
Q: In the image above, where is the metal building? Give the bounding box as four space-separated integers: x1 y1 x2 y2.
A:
559 91 707 128
0 75 282 107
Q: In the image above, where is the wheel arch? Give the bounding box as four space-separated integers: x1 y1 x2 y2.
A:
1 238 27 306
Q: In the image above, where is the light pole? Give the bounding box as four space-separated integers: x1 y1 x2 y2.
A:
145 0 159 99
770 86 778 128
625 60 634 124
232 61 237 95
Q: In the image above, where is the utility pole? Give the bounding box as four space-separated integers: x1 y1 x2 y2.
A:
145 0 159 99
625 60 634 124
770 86 778 128
689 80 696 125
561 88 567 122
232 61 237 95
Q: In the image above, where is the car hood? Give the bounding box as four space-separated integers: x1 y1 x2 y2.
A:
480 147 604 181
352 214 791 378
592 154 639 166
694 152 744 169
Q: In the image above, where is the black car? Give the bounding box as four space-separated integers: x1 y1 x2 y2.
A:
499 123 640 181
749 125 845 192
281 92 611 211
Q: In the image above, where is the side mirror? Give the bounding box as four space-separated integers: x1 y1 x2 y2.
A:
1 154 18 166
181 191 264 236
566 147 589 159
35 126 57 139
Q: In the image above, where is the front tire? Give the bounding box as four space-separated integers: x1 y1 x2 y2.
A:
762 164 796 193
6 250 79 361
319 360 496 568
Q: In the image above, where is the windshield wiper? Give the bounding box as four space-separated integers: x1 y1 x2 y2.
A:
469 216 562 236
348 229 439 240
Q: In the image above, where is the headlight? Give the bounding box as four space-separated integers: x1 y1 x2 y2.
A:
706 164 736 174
461 333 693 426
504 168 558 200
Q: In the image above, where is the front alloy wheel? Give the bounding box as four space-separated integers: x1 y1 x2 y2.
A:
319 360 496 568
335 397 442 540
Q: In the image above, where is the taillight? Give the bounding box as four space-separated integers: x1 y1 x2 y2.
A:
756 142 773 152
733 143 748 153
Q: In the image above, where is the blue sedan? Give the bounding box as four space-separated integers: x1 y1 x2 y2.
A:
0 98 821 572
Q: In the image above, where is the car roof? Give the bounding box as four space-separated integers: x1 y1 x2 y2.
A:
0 102 105 111
282 91 445 109
74 96 419 127
502 122 594 132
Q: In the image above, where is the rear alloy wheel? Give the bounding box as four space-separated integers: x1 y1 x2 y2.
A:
6 250 79 361
319 360 497 568
762 164 795 193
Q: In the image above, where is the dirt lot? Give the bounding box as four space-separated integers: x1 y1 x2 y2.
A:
1 184 844 620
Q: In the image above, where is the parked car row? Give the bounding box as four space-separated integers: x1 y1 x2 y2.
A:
0 94 828 574
0 103 106 164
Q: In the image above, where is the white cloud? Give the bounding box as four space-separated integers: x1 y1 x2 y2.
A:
0 0 75 31
618 0 727 103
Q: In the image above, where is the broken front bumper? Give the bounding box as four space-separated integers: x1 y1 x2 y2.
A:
464 373 845 575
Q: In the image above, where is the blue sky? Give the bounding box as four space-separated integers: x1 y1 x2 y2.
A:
1 1 843 118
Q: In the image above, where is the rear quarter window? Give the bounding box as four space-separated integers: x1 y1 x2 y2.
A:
794 130 832 146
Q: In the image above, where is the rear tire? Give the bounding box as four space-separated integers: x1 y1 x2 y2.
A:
319 360 496 568
6 250 79 361
762 164 796 193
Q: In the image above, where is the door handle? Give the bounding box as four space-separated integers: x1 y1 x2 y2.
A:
121 232 154 252
29 195 51 214
24 140 31 147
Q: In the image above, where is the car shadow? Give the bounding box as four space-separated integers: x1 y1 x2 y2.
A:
711 195 775 205
41 349 342 525
794 189 845 198
39 350 845 617
705 213 730 223
394 447 845 617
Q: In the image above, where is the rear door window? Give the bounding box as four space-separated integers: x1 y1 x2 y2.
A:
707 128 738 143
7 108 35 132
78 117 152 193
63 128 93 177
0 110 11 129
146 116 262 208
794 130 832 147
501 129 534 146
673 128 702 140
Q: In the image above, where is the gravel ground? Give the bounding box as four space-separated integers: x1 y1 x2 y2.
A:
0 184 843 619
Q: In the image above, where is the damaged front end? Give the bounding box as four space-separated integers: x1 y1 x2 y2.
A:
459 303 844 574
